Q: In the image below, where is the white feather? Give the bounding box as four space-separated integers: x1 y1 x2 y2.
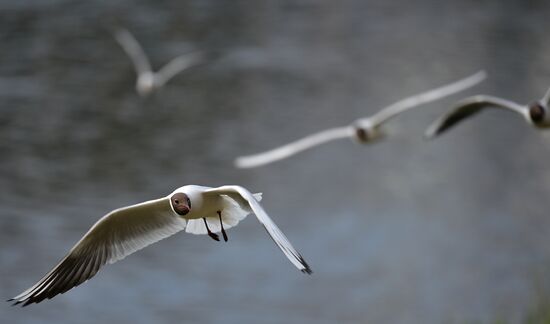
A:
10 197 186 306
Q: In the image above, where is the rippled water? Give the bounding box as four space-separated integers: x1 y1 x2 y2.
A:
2 0 550 323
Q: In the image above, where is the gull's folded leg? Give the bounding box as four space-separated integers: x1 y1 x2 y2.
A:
217 211 228 242
203 218 219 241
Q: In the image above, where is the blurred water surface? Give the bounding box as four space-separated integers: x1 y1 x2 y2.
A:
2 0 550 323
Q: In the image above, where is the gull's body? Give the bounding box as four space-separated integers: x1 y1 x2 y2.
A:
234 71 486 168
424 87 550 138
114 28 203 96
9 185 311 307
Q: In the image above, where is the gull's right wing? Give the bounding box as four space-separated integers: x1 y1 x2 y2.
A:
542 87 550 106
9 197 186 306
155 51 205 86
234 127 351 168
366 70 487 127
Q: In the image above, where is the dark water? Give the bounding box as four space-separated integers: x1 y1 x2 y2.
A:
2 0 550 323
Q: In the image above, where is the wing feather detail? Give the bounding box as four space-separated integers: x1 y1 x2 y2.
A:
9 197 186 306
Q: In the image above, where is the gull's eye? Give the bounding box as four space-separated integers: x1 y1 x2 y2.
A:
529 102 546 123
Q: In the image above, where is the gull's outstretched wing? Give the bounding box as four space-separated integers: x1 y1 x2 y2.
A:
155 51 204 87
9 197 186 306
114 28 152 76
366 70 487 127
234 126 351 168
205 186 312 274
424 95 527 139
542 87 550 106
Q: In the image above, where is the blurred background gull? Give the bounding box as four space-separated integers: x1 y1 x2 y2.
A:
2 0 550 323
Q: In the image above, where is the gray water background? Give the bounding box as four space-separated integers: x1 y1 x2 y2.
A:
2 0 550 323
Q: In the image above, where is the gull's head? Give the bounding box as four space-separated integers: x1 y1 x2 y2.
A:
170 192 191 216
351 123 383 144
137 73 155 97
528 101 550 128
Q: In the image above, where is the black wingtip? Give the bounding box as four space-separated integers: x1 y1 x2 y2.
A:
11 300 23 307
298 256 313 275
7 297 33 307
423 122 443 140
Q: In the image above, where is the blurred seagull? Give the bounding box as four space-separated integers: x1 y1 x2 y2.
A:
424 86 550 139
114 28 204 96
235 71 486 168
9 185 311 307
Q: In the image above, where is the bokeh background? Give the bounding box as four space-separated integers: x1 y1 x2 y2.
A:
2 0 550 323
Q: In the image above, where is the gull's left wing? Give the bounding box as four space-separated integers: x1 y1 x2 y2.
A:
205 186 312 274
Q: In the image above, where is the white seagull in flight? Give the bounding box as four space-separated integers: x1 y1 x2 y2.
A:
9 185 311 307
424 86 550 139
114 28 204 96
234 71 486 168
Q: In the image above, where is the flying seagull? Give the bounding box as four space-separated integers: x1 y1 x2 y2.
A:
424 86 550 139
114 28 204 96
9 185 311 307
234 71 486 168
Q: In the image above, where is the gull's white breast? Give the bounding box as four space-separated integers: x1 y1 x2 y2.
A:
171 185 226 220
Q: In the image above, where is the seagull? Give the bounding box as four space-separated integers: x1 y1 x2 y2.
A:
8 185 311 307
114 28 204 96
424 86 550 139
234 71 487 168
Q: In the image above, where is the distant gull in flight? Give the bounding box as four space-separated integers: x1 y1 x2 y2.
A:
114 28 204 96
235 71 486 168
425 86 550 139
9 185 311 306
